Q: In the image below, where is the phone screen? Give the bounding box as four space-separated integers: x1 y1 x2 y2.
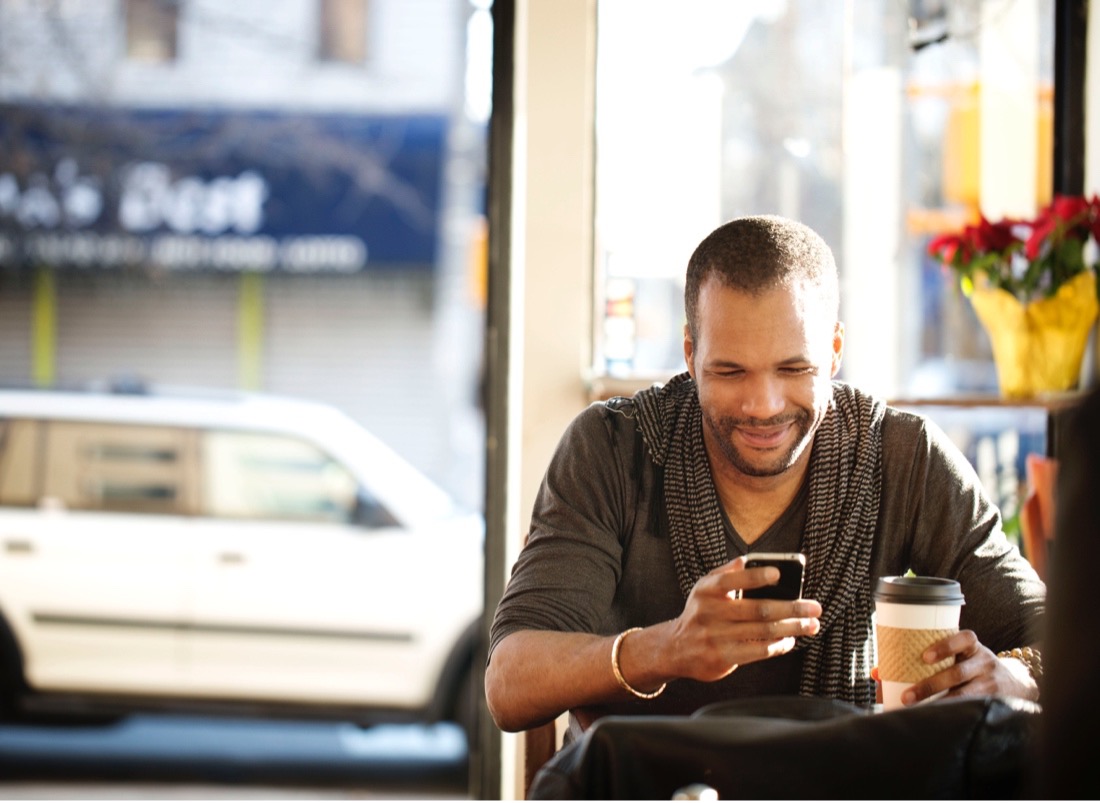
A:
743 553 806 600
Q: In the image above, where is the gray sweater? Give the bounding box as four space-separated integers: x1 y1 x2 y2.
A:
489 398 1046 719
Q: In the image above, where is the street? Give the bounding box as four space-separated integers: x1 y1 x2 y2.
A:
0 714 470 799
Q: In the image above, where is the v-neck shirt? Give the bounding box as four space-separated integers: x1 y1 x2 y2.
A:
721 473 810 558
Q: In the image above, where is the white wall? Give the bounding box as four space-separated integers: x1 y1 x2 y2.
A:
500 0 596 798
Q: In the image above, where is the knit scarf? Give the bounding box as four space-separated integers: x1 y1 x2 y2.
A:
630 372 886 707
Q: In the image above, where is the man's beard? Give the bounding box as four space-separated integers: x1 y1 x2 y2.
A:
703 407 815 478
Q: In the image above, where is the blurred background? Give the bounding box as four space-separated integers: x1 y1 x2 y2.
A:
590 0 1057 540
0 0 490 798
0 0 1071 798
0 0 491 515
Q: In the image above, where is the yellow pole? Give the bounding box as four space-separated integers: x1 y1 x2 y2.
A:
32 267 57 388
238 272 264 390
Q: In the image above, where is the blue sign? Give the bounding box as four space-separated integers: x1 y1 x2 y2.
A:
0 104 447 272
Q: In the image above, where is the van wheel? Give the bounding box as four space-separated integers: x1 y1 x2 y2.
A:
0 670 16 721
0 615 25 721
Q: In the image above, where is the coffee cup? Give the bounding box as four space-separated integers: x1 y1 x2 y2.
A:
873 575 965 711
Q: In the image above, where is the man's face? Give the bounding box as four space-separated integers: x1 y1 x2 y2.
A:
684 277 843 480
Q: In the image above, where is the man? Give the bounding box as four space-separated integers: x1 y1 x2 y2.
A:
485 215 1045 737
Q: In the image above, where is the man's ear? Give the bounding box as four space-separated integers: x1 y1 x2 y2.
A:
683 323 696 379
831 320 845 377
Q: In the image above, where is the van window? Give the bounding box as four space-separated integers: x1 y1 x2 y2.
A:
42 422 199 514
0 419 42 506
202 430 364 524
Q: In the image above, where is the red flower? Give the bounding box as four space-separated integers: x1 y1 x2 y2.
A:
971 216 1020 253
1050 194 1089 221
1027 195 1091 259
927 217 1020 266
926 193 1099 302
927 231 969 265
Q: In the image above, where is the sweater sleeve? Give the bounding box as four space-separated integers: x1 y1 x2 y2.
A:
488 402 640 659
877 409 1046 651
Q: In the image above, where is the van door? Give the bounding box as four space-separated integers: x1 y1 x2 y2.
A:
0 420 196 696
182 430 480 713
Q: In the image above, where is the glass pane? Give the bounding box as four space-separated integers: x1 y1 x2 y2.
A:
0 419 39 505
204 430 361 523
318 0 368 63
594 0 1054 399
44 422 192 514
0 1 488 515
903 0 1055 397
125 0 179 63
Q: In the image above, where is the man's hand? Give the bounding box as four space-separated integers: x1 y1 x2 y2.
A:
900 630 1040 705
662 556 822 683
485 556 822 734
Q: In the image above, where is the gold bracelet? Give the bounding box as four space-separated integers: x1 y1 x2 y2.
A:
997 646 1043 682
611 627 667 700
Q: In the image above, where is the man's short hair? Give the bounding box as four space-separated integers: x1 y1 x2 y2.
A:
684 215 840 342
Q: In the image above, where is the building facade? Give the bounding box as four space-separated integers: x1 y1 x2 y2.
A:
0 0 488 510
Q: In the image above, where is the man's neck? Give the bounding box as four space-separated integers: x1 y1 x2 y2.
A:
706 443 813 546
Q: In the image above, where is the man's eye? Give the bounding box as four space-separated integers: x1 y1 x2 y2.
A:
781 366 814 375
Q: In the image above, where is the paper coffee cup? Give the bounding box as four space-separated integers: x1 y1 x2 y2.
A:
873 576 965 711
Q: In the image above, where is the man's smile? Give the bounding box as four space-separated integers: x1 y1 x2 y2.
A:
734 421 795 450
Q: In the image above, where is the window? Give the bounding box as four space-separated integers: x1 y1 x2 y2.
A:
124 0 179 63
593 0 1055 399
203 430 367 524
318 0 368 64
0 419 40 506
43 422 197 514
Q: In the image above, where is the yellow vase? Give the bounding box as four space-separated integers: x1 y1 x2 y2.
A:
968 271 1099 399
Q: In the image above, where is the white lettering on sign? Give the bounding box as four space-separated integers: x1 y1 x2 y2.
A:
0 159 267 237
0 231 370 272
119 163 268 235
24 233 146 266
279 236 367 272
150 235 280 270
0 159 103 229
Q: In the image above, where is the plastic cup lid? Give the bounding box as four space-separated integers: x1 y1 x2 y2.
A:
873 575 965 605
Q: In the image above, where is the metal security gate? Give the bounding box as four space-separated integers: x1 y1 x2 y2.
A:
52 272 238 390
0 268 461 501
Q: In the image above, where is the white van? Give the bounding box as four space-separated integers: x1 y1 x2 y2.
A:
0 385 484 734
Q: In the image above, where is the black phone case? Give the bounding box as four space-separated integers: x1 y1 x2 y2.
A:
743 557 804 600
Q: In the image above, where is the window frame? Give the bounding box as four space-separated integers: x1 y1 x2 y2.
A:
317 0 369 65
123 0 179 64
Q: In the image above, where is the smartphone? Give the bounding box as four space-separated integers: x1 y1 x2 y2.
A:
742 552 806 600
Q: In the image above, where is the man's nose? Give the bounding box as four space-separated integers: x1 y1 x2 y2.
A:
739 375 785 420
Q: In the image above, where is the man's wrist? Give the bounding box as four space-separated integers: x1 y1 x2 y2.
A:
997 646 1042 700
996 646 1042 681
611 627 667 699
